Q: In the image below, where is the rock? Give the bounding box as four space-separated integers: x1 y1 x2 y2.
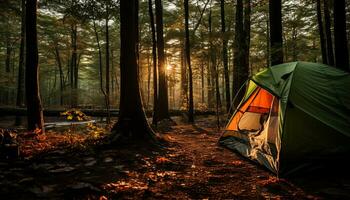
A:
49 166 75 173
19 177 35 183
104 157 113 163
65 182 101 194
85 160 97 167
29 185 56 196
31 163 55 170
114 165 124 170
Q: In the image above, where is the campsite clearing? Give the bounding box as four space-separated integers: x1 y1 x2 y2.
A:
1 116 349 199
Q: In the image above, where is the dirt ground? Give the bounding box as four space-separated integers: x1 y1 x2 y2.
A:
0 116 349 199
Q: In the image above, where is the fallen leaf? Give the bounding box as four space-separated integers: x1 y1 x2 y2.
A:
156 157 170 164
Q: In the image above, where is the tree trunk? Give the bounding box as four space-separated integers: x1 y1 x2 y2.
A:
105 3 111 123
112 0 156 143
333 0 349 71
209 5 221 112
232 0 250 108
147 48 151 110
220 0 230 112
70 24 78 107
155 0 170 121
93 21 109 122
15 0 26 126
291 25 298 61
207 8 214 109
148 0 158 125
201 61 204 104
54 43 64 106
180 42 188 109
324 0 334 66
269 0 283 65
232 0 244 107
184 0 194 123
25 0 44 132
243 0 251 71
5 39 11 73
316 0 328 64
266 16 270 67
111 48 115 105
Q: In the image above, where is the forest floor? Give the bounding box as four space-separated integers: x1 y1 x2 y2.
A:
0 116 350 199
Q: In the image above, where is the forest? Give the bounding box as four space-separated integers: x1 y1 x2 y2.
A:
0 0 350 199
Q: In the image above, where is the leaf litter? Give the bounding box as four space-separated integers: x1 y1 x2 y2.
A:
0 116 349 199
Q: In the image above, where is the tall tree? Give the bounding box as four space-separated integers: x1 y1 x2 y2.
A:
333 0 350 71
184 0 194 123
70 23 78 107
25 0 44 132
220 0 230 112
155 0 170 121
243 0 251 70
208 2 221 116
316 0 328 64
93 21 109 123
148 0 158 125
232 0 250 107
15 0 26 126
323 0 334 66
180 42 188 109
269 0 283 65
207 9 214 109
105 2 111 123
54 42 64 106
111 0 156 142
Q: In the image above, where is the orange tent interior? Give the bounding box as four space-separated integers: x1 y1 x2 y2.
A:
227 87 275 132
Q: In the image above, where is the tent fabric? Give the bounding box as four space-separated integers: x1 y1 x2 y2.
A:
220 61 350 175
227 86 274 131
238 112 263 131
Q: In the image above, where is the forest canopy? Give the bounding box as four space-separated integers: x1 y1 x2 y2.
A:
0 0 349 119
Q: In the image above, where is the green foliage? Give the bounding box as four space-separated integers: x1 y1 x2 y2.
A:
0 0 338 111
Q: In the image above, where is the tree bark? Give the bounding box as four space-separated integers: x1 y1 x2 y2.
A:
232 0 244 107
269 0 283 65
93 21 109 123
201 61 204 104
207 8 214 109
266 15 270 67
209 4 221 113
147 48 151 110
333 0 350 71
316 0 328 64
232 0 250 108
54 43 64 106
220 0 230 113
243 0 251 70
70 24 78 107
324 0 334 66
180 42 188 109
184 0 194 123
105 3 111 123
25 0 44 132
111 0 156 143
15 0 26 126
155 0 170 121
5 39 11 73
148 0 158 125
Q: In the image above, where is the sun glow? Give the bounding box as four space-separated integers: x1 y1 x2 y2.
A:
166 64 173 71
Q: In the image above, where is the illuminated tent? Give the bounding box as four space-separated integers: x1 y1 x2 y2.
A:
219 62 350 175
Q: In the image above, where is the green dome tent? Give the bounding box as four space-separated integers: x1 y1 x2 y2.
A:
219 61 350 175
